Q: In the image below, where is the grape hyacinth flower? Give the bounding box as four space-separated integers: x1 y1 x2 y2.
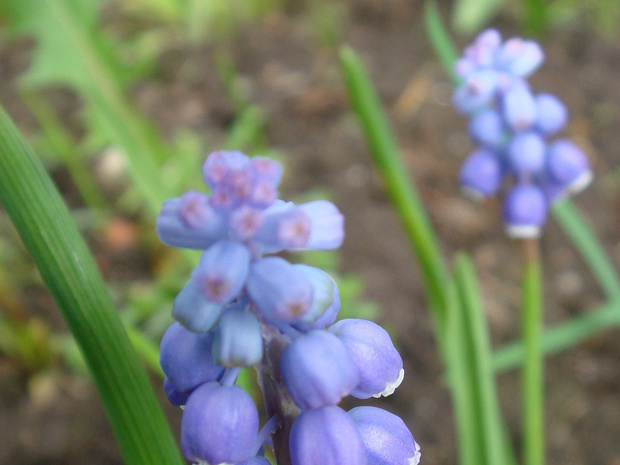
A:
157 150 420 465
453 30 592 237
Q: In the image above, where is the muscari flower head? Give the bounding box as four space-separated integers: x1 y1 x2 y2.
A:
453 29 592 238
157 150 419 465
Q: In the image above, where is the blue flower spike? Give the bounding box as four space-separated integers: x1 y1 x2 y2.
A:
157 151 418 464
454 30 592 236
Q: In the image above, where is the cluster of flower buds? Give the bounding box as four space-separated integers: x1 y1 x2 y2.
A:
453 29 592 237
157 150 420 465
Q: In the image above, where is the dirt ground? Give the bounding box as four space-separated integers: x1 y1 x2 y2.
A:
1 1 620 464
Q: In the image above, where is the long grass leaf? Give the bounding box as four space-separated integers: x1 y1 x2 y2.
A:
339 46 450 340
451 0 507 35
424 1 459 83
454 253 516 465
492 299 620 371
445 283 483 465
0 106 185 465
552 199 620 301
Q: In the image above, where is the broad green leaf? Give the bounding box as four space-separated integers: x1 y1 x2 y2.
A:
0 105 185 465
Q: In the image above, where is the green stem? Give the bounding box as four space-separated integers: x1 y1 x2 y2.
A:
492 299 620 371
521 239 545 465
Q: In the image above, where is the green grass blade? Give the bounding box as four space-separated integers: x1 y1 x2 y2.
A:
424 1 459 83
0 106 185 465
339 46 450 339
552 199 620 301
492 299 620 371
445 282 482 465
451 0 507 35
454 253 516 465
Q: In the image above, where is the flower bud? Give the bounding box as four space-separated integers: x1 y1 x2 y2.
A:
495 38 544 77
546 140 592 194
202 150 250 188
502 184 547 238
192 240 251 304
349 406 421 465
459 148 503 199
469 109 506 149
535 94 568 135
453 69 499 114
163 377 190 407
329 319 404 399
246 257 313 323
172 279 224 332
298 200 345 250
502 84 537 130
159 322 224 393
507 131 546 176
181 382 259 464
212 307 263 367
291 265 340 332
281 330 358 410
289 406 366 465
156 193 225 250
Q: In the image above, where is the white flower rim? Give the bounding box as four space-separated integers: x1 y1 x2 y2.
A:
372 368 405 398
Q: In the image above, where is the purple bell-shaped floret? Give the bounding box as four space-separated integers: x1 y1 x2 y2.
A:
163 377 190 407
289 406 367 465
535 94 568 135
507 131 546 177
459 148 503 200
469 108 507 149
349 406 421 465
192 240 251 304
255 202 311 252
212 306 263 367
546 140 592 194
202 150 250 189
281 330 359 410
172 279 224 332
181 382 259 464
291 265 340 332
156 191 226 250
329 319 404 399
502 184 548 238
159 322 225 394
502 84 537 131
298 200 345 250
246 257 314 323
494 37 544 77
453 69 500 114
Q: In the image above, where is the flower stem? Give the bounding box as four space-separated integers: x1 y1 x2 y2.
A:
258 325 299 465
521 238 545 465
